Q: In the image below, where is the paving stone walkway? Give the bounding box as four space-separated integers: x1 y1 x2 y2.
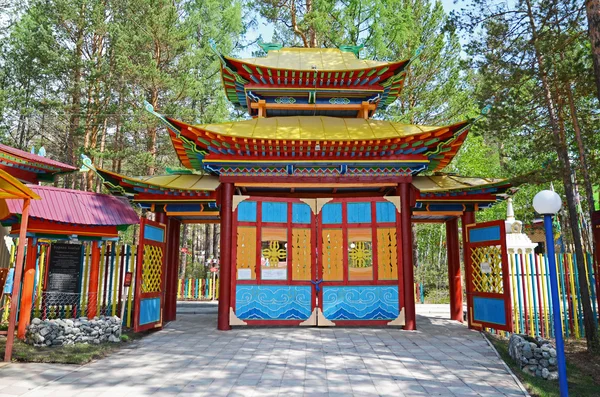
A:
0 307 527 396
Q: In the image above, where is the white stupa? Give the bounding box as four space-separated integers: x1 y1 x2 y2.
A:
505 198 538 254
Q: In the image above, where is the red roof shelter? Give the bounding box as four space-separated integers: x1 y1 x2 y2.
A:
4 185 139 239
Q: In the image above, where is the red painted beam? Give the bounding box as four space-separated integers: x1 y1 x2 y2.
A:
220 176 412 184
446 218 463 322
217 183 234 331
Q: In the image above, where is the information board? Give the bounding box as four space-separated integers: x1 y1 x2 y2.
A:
47 243 83 294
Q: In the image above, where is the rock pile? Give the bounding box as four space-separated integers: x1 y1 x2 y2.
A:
25 316 122 346
508 334 558 380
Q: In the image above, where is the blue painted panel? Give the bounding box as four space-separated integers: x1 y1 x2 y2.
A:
321 203 342 224
347 203 372 223
473 296 506 325
262 202 288 223
139 297 161 325
144 225 164 243
235 285 312 320
469 225 501 243
237 201 257 222
322 286 399 320
165 203 202 212
292 203 311 224
376 202 397 223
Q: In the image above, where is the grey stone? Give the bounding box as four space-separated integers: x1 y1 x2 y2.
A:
542 368 549 379
549 358 557 366
39 327 50 337
549 348 557 358
64 319 74 327
528 359 538 365
548 372 559 380
32 318 41 325
539 359 549 368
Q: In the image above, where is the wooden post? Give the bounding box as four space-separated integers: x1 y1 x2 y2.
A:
218 183 233 330
257 100 267 118
164 216 181 323
461 210 476 326
17 269 35 339
4 198 31 362
399 183 416 330
446 217 463 322
88 241 100 318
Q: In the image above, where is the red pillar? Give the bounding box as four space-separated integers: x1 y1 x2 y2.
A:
4 199 31 362
218 183 234 331
446 217 463 322
87 241 100 318
398 183 416 330
461 210 476 326
154 212 171 322
164 217 181 323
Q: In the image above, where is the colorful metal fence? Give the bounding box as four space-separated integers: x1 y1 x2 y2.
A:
177 277 219 300
1 240 138 328
508 251 597 339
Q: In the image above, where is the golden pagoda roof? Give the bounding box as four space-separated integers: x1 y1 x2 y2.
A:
412 175 509 194
186 116 453 141
225 47 396 72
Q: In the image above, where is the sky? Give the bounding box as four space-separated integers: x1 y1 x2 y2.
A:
240 0 461 57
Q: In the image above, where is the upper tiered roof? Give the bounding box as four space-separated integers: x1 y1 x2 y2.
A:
214 44 413 118
0 143 76 183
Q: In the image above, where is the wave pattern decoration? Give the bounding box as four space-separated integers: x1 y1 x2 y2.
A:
235 285 312 320
322 286 399 320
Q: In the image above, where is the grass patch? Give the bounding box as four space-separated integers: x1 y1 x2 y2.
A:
487 333 599 397
0 331 146 365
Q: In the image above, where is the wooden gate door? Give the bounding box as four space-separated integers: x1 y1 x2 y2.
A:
465 220 513 331
231 197 318 325
317 197 403 326
134 217 167 332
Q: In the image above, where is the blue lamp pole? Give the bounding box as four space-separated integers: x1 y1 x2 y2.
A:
533 190 568 396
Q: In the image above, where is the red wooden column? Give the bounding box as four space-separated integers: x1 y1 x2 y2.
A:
164 216 181 323
4 199 31 362
154 212 170 322
218 183 234 331
592 211 600 314
446 217 463 322
398 183 416 330
461 210 476 326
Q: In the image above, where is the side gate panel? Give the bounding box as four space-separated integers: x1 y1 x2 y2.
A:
134 217 167 332
465 220 513 332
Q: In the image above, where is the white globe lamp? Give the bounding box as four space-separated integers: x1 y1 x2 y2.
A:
532 190 562 215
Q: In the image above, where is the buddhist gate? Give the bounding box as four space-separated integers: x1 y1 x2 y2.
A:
88 45 517 331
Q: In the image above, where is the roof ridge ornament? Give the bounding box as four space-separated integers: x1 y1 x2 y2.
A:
258 42 283 53
338 45 364 58
80 154 129 197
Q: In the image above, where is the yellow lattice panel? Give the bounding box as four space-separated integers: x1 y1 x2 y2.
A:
236 226 256 279
322 229 343 281
470 245 503 294
377 228 398 280
292 228 311 280
141 245 163 293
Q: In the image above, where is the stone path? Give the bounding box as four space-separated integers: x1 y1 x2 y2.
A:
0 307 527 396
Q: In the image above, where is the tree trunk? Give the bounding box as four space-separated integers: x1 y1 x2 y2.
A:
586 0 600 103
179 224 188 279
66 6 84 189
213 224 220 261
95 117 108 193
565 83 595 251
147 88 159 175
526 0 600 352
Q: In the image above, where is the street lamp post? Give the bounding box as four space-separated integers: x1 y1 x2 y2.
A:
532 190 568 397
